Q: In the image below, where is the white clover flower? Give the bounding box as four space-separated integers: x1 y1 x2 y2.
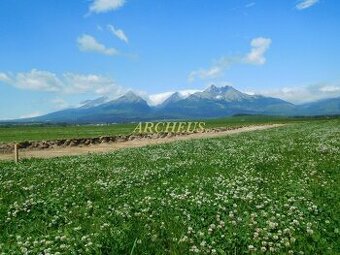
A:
85 241 93 247
151 235 157 242
179 235 188 243
190 245 199 253
269 222 277 229
307 228 314 235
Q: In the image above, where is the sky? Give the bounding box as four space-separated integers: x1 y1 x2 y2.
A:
0 0 340 119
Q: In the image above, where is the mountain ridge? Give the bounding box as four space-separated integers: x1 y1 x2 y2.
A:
6 85 340 123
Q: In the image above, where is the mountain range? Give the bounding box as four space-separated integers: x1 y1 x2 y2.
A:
9 85 340 123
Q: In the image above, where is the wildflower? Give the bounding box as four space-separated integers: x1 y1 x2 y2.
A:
307 228 314 235
190 245 199 253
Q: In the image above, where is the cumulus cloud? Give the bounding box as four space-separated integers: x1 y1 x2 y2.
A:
260 83 340 104
3 69 63 92
296 0 319 10
107 24 128 43
77 34 118 56
0 69 124 97
62 73 125 95
244 37 272 65
89 0 125 13
188 37 271 82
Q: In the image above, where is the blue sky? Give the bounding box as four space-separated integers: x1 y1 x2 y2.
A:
1 0 340 119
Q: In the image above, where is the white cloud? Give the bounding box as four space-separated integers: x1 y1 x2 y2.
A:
245 2 255 8
148 92 174 105
188 37 271 82
319 86 340 93
89 0 125 13
178 89 200 97
19 111 42 119
188 58 233 82
188 66 223 82
244 91 256 95
0 69 125 97
62 73 125 96
51 98 70 110
244 37 272 65
0 72 11 83
296 0 319 10
107 24 128 43
148 89 200 105
77 34 118 56
260 83 340 104
9 69 63 92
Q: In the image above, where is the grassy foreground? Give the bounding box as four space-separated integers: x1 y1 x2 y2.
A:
0 120 339 254
0 115 306 143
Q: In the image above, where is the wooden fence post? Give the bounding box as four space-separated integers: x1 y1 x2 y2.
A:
14 144 19 163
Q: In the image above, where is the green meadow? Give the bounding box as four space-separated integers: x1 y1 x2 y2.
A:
0 120 339 254
0 115 323 143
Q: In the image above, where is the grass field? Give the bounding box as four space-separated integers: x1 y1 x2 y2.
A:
0 120 339 254
0 115 309 143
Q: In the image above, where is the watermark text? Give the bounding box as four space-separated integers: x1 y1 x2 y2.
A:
132 121 206 134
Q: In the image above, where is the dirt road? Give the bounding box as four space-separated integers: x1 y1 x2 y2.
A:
0 124 284 161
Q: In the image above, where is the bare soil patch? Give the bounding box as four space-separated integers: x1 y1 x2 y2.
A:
0 124 284 161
